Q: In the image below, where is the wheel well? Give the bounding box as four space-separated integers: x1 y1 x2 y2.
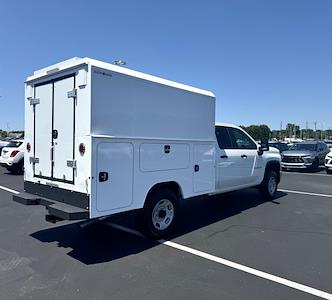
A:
145 181 183 203
266 161 281 183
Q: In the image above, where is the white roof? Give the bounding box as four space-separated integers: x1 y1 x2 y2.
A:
26 57 215 98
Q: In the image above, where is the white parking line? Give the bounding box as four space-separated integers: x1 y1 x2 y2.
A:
279 189 332 198
0 185 20 194
282 172 329 177
106 222 332 300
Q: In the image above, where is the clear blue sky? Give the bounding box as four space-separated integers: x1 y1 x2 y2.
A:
0 0 331 131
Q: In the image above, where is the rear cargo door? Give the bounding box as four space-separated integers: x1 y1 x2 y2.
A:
34 83 53 178
33 74 75 183
53 76 75 182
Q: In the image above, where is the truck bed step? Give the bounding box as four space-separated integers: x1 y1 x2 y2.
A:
13 192 88 222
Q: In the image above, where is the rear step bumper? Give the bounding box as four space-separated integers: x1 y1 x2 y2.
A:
13 192 89 223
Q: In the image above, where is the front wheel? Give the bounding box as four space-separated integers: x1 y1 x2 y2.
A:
140 189 179 239
259 170 278 200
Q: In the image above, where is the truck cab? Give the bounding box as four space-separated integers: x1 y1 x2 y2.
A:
214 123 281 194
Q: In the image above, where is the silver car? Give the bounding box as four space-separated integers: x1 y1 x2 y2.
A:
281 141 330 171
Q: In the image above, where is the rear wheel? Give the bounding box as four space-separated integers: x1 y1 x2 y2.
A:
326 168 332 175
259 170 278 200
140 189 179 239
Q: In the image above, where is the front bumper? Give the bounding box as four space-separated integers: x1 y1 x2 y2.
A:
281 162 313 169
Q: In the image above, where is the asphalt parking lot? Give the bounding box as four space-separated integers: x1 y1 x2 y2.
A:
0 167 331 300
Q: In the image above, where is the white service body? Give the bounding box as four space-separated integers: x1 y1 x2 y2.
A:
24 57 218 218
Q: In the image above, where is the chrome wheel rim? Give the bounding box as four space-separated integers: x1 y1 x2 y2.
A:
268 175 277 196
152 199 174 231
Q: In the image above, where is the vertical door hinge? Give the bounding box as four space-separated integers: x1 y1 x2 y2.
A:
27 97 40 105
67 89 77 98
67 160 77 169
29 157 39 164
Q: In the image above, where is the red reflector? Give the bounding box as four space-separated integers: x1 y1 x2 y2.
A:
79 143 85 155
27 142 31 152
10 150 19 157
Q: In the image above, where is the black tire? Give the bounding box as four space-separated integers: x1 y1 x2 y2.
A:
8 160 24 175
326 168 332 175
259 170 278 200
140 189 179 239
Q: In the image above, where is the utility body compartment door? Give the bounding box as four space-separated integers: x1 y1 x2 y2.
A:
96 142 134 212
193 144 215 193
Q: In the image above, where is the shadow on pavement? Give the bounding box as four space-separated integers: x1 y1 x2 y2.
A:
31 189 287 265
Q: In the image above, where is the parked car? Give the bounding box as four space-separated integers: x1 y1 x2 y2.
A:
0 139 24 174
323 140 332 150
0 139 10 154
325 151 332 174
281 141 330 171
268 141 289 153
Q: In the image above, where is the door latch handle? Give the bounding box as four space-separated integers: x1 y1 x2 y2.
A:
99 172 109 182
194 165 199 172
241 154 247 158
220 155 228 158
52 129 58 139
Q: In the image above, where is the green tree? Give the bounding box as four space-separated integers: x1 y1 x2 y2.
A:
240 124 271 140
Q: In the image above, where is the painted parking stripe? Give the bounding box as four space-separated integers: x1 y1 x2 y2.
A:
106 222 332 300
0 185 20 194
279 189 332 198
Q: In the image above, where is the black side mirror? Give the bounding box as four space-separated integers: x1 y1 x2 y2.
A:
258 138 269 155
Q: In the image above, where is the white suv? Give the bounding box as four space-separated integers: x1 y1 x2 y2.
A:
0 140 24 174
325 151 332 174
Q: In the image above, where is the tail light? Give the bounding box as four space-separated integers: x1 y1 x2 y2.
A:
10 150 19 157
79 143 85 156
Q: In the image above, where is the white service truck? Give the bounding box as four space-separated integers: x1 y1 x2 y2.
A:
14 57 281 238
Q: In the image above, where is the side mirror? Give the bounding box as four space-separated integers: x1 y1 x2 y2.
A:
258 138 269 156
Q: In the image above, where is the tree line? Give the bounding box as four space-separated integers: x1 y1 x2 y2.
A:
240 123 332 141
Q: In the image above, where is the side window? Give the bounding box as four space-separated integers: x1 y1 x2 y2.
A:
228 128 257 150
215 126 233 149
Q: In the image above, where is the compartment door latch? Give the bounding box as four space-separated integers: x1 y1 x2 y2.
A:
99 172 109 182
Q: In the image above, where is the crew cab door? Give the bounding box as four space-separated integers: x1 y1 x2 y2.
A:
215 126 259 192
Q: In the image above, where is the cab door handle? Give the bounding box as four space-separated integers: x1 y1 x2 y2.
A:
241 154 247 158
220 155 228 159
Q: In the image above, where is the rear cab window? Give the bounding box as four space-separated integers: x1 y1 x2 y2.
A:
215 126 233 149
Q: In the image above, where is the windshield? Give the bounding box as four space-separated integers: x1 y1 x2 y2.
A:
6 141 23 148
289 143 317 151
